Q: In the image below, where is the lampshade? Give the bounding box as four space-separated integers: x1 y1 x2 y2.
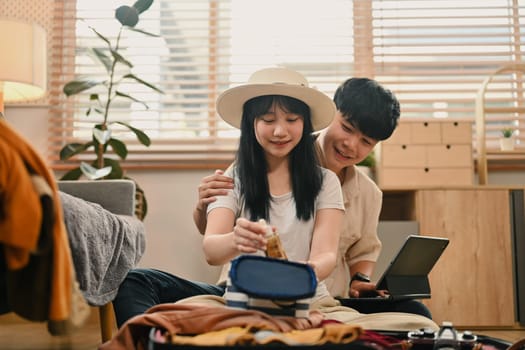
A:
0 19 47 114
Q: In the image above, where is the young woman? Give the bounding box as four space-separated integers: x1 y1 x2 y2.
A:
112 67 344 326
203 67 345 301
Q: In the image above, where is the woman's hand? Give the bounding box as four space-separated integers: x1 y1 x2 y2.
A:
232 218 267 254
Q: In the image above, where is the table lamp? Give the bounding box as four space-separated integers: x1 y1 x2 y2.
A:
0 19 47 117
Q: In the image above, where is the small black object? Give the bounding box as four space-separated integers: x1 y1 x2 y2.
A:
351 272 371 284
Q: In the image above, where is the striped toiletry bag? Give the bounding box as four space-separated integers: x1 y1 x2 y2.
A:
224 255 317 318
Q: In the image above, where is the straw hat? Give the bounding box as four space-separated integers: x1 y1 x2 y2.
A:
216 67 335 131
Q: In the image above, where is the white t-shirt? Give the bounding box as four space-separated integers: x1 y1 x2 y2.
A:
208 166 344 301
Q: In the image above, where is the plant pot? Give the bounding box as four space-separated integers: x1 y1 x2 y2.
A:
499 137 515 151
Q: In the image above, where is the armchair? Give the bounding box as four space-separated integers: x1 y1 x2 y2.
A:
58 179 141 342
58 179 144 342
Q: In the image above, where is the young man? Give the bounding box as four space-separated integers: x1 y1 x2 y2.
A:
113 77 429 327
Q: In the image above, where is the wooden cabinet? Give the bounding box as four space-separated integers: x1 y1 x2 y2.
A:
377 120 474 187
381 186 522 327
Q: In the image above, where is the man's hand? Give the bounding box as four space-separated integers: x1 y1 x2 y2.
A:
349 281 388 298
196 169 234 211
193 169 234 234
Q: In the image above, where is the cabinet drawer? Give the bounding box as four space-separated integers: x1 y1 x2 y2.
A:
410 122 441 144
426 144 472 167
381 144 426 167
386 123 411 144
379 168 473 187
441 122 472 143
385 120 472 145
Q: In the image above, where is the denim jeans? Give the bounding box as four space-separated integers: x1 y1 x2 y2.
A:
112 268 225 327
348 299 432 319
112 268 432 328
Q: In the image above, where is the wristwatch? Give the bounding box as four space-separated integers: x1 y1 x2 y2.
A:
350 272 370 285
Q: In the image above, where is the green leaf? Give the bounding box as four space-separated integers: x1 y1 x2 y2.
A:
357 152 376 168
60 167 83 180
111 50 133 68
115 5 139 27
108 138 128 159
114 91 149 109
80 162 112 180
128 27 160 37
89 47 113 73
89 26 111 46
123 73 164 93
102 158 124 179
63 79 103 96
87 94 102 116
116 121 151 146
59 142 94 160
132 0 153 14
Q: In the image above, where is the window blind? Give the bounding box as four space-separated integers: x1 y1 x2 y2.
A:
369 0 524 159
48 0 524 169
48 0 356 169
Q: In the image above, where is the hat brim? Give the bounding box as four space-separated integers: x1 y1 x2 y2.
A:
217 84 335 132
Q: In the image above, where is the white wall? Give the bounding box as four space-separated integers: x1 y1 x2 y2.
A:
5 105 525 285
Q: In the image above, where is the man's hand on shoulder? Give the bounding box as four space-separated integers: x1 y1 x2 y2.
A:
193 169 234 235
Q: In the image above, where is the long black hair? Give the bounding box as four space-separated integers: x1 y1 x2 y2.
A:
235 95 322 222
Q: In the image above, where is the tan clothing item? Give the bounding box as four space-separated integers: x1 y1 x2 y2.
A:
324 165 383 297
166 323 362 346
311 295 439 332
99 301 329 350
178 295 439 332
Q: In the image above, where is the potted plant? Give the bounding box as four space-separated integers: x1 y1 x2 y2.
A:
499 128 515 151
356 152 376 179
59 0 163 219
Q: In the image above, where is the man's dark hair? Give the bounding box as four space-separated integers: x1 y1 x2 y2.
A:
236 95 322 222
333 78 400 140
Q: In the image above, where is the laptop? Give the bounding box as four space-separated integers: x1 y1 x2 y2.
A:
338 234 449 306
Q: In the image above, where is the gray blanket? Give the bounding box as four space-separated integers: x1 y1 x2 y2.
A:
59 191 146 306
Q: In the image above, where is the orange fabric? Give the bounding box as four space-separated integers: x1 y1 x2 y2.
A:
99 303 325 350
0 119 72 322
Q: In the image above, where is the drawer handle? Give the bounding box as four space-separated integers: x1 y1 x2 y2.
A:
424 167 429 172
454 122 458 126
402 145 407 149
446 144 451 149
424 122 428 127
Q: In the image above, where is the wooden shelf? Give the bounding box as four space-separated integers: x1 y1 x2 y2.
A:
381 187 524 327
475 63 525 185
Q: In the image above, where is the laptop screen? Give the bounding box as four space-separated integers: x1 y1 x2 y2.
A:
376 234 449 290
